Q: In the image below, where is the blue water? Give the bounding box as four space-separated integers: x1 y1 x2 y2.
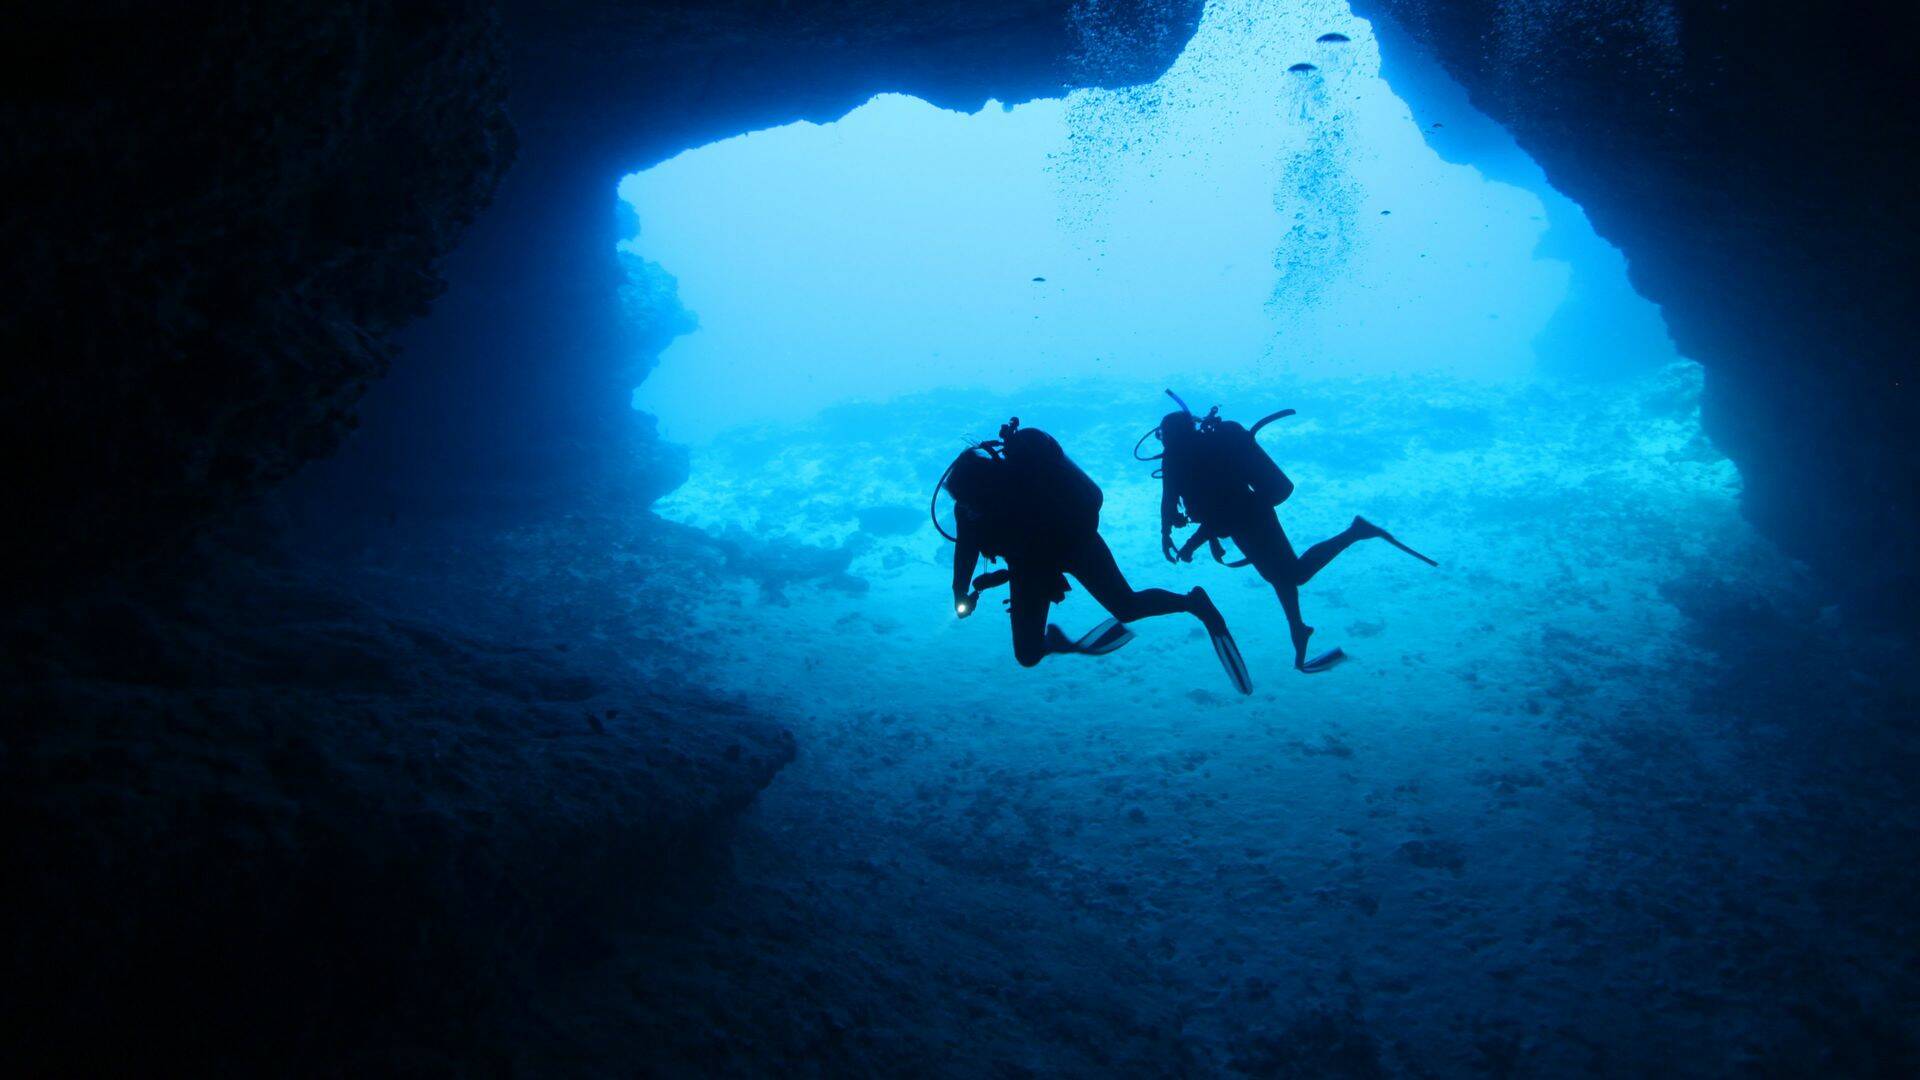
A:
630 368 1800 1072
619 0 1677 441
577 0 1912 1071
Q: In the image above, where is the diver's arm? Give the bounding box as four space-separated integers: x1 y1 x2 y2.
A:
1177 527 1213 563
1159 480 1187 562
951 526 982 618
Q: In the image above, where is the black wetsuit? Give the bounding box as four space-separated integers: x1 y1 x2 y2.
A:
1161 421 1377 666
951 429 1192 667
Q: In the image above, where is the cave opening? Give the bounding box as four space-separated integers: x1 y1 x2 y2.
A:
608 0 1736 692
620 0 1679 444
13 0 1920 1070
570 13 1825 1067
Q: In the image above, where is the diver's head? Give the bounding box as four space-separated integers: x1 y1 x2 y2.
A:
1159 410 1199 453
942 447 1002 508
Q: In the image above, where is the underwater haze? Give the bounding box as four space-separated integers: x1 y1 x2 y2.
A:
14 0 1920 1071
569 0 1913 1072
621 0 1677 441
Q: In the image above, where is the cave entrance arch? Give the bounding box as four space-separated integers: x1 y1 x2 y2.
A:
600 0 1740 729
618 0 1680 445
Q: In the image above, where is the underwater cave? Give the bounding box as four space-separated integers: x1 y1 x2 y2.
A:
3 0 1916 1074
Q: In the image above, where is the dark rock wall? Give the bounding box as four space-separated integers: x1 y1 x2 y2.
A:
294 0 1920 623
0 530 795 1068
3 1 1915 1067
0 2 512 591
0 3 1198 1064
297 0 1205 525
5 0 1915 621
1353 0 1920 620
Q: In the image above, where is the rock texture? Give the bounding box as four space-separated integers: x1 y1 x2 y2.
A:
3 1 1916 1068
0 3 1202 1067
295 0 1205 523
4 1 1915 618
1354 0 1919 619
306 0 1920 624
0 518 796 1069
0 2 512 591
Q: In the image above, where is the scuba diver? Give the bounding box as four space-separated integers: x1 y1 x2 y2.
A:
1140 391 1437 673
934 417 1252 695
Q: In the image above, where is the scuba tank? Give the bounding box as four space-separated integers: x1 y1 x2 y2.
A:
931 417 1102 544
1211 417 1293 508
999 417 1102 535
1135 390 1295 465
1141 391 1299 565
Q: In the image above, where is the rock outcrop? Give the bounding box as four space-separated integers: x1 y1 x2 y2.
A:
1 2 512 590
300 0 1205 522
0 521 796 1069
0 2 1203 1066
1355 0 1919 619
4 1 1914 618
305 0 1920 624
3 0 1916 1068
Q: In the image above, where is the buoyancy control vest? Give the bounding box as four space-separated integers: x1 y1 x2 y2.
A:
1171 419 1292 530
1000 424 1103 539
934 420 1104 566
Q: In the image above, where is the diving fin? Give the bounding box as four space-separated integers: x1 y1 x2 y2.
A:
1072 617 1136 656
1381 532 1437 567
1188 588 1253 695
1210 628 1254 695
1360 518 1438 568
1300 647 1347 673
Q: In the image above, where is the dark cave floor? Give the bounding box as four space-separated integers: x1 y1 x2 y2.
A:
577 368 1920 1076
5 367 1917 1075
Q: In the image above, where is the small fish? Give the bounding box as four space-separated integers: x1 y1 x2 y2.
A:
1031 276 1046 282
1288 62 1318 73
1317 32 1351 43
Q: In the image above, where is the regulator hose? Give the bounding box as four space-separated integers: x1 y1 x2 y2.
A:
1132 426 1165 461
931 439 1005 543
1249 408 1297 435
930 458 961 542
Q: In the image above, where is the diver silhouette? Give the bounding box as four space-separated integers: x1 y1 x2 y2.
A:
935 417 1252 694
1142 392 1436 673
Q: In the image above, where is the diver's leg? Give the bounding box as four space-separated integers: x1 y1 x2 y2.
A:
1067 533 1251 693
1007 573 1057 668
1294 517 1381 584
1294 516 1438 580
1065 533 1190 622
1274 583 1318 670
1235 513 1318 669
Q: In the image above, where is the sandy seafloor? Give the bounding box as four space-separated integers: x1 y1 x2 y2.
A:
518 363 1915 1076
